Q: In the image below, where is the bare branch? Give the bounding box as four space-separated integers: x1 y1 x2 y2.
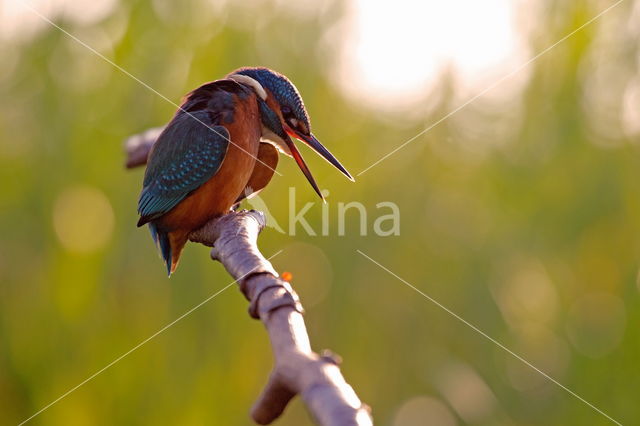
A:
124 126 164 169
126 130 373 426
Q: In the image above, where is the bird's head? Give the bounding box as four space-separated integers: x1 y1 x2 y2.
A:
228 67 353 199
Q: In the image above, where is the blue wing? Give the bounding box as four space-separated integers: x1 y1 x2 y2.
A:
137 110 230 226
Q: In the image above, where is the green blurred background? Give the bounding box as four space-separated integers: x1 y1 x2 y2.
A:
1 0 639 424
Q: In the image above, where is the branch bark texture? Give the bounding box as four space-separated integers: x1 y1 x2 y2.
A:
125 131 372 426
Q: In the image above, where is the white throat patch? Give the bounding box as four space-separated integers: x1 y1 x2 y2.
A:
261 125 292 156
228 74 267 100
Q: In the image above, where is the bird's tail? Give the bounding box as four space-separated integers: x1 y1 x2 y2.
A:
148 224 187 276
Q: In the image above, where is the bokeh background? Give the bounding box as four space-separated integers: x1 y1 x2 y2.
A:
1 0 639 424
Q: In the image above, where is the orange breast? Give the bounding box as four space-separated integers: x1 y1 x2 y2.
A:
158 92 262 233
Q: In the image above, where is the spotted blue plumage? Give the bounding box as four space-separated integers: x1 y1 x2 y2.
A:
236 67 310 129
137 110 230 225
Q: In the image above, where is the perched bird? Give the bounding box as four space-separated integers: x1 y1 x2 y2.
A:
137 67 353 275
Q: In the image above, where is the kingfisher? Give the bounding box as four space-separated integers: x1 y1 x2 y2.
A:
137 67 353 275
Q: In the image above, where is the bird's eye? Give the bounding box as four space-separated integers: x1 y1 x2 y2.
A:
281 105 292 117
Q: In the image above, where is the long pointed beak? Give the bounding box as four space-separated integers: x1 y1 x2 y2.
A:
284 136 325 201
287 129 355 182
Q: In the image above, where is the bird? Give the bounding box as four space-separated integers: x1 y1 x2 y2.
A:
137 67 353 275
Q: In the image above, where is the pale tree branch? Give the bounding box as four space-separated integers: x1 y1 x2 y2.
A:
124 126 164 169
125 130 373 426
